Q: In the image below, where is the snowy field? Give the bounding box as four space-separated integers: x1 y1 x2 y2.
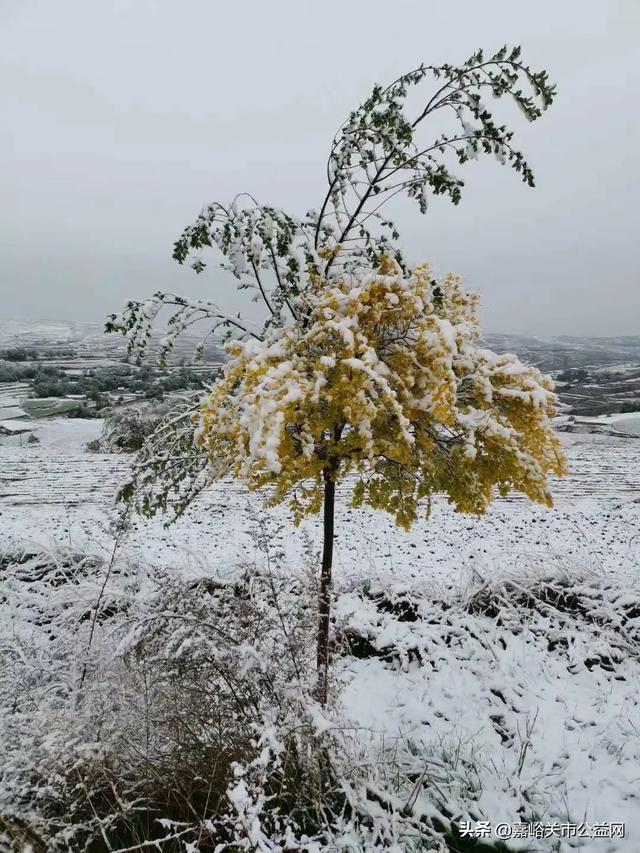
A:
1 418 640 850
1 418 639 575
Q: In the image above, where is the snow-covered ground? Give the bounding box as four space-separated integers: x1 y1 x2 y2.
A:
1 420 638 576
609 411 640 436
1 418 639 850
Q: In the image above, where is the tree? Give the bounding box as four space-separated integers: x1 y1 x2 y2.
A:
108 46 566 703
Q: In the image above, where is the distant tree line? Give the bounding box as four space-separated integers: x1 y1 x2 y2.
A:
0 360 218 402
556 368 589 384
0 346 77 361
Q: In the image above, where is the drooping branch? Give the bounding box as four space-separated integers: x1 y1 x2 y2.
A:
115 392 214 522
172 198 318 324
315 45 555 277
106 292 264 366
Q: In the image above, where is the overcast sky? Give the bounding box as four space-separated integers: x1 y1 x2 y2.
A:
1 0 638 337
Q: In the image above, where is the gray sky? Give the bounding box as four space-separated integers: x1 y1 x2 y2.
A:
1 0 638 337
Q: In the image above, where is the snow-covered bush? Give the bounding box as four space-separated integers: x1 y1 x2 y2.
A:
0 546 328 850
87 398 184 453
0 546 139 850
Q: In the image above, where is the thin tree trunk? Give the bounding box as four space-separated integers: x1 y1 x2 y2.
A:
315 467 335 705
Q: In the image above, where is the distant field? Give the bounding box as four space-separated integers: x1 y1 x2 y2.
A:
0 381 30 405
0 318 225 363
1 417 639 566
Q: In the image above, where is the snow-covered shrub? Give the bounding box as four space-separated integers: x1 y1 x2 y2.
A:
0 547 141 850
88 398 182 453
0 546 329 850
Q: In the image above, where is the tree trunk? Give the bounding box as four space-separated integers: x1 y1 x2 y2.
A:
315 467 335 705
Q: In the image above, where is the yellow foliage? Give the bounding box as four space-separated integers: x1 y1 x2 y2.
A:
196 258 567 528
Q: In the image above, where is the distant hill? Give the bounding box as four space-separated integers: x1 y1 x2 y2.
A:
0 319 224 364
3 321 638 373
2 321 639 415
484 334 640 373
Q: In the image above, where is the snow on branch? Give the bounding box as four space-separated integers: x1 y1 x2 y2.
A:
116 392 212 522
315 45 555 277
106 46 561 526
106 291 264 367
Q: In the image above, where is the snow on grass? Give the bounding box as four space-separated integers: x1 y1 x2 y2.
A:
21 397 83 418
335 570 640 849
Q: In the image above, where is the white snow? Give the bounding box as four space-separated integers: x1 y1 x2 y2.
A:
0 419 33 434
610 412 640 435
0 406 28 420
